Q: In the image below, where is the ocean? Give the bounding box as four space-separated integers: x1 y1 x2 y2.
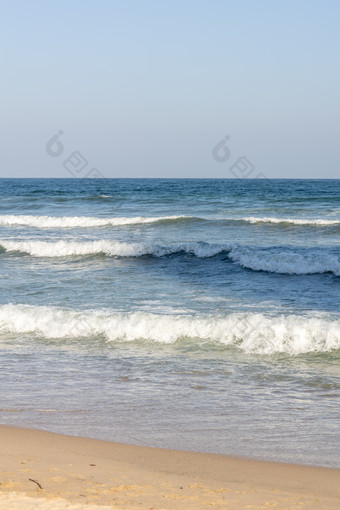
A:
0 178 339 468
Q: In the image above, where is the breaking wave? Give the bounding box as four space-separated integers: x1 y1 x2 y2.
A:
0 304 339 355
1 214 339 230
0 214 189 228
0 240 229 258
0 239 339 275
228 246 340 275
241 216 340 226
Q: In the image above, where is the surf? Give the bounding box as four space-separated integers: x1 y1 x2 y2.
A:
0 214 192 228
0 304 339 355
1 239 339 276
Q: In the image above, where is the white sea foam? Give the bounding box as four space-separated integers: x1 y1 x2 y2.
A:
241 216 340 226
0 304 339 355
0 240 230 258
0 240 153 257
1 239 339 275
229 246 340 275
0 214 188 228
1 214 339 229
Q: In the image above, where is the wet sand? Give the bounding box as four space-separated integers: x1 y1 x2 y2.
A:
0 425 339 509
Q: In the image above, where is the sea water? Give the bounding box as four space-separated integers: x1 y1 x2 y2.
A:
0 178 339 467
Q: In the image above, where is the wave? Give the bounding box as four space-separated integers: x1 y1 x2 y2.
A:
1 240 339 275
0 240 229 258
228 246 340 276
1 214 339 230
0 304 339 355
0 239 339 275
241 216 340 226
0 214 190 228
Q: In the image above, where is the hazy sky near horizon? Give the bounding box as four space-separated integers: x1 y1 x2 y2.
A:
1 0 339 178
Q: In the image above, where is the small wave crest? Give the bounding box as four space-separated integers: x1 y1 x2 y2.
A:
229 246 340 275
1 214 339 230
0 214 191 228
241 216 340 226
0 239 339 275
0 240 230 258
0 304 339 355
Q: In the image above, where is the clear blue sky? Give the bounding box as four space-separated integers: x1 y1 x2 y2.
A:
1 0 339 178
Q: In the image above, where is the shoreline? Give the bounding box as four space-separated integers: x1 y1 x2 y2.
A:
1 425 339 509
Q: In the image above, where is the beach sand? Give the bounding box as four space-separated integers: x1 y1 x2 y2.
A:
0 425 339 509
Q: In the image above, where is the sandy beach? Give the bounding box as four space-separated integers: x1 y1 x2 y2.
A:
0 425 339 509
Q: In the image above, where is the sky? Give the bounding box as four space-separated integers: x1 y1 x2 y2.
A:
1 0 339 178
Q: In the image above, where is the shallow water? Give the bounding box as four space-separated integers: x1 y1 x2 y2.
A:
0 178 339 467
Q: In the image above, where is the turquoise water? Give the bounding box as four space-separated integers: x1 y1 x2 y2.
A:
0 178 339 467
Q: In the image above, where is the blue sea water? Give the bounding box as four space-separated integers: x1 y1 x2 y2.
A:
0 178 339 467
